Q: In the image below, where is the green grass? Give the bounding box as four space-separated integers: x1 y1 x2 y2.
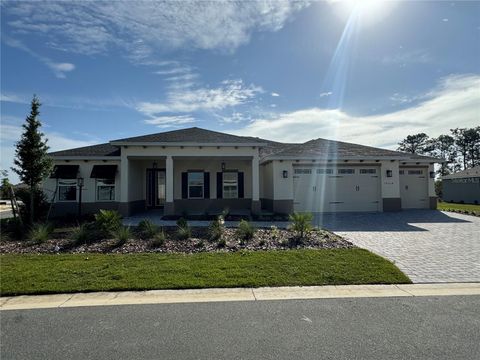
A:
0 249 410 296
438 202 480 215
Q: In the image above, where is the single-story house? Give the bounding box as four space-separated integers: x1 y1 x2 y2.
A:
442 166 480 204
43 127 439 217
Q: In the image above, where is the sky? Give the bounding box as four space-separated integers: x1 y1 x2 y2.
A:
1 0 479 183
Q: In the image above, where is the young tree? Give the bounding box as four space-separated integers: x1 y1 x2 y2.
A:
397 133 431 154
428 135 456 176
12 95 52 223
0 170 11 200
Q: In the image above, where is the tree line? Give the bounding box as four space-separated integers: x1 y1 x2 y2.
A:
397 127 480 176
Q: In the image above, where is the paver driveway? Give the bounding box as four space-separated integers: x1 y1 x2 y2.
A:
315 210 480 283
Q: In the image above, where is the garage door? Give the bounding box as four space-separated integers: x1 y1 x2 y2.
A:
293 166 381 212
400 168 428 209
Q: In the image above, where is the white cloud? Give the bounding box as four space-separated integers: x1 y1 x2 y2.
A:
0 124 95 184
235 74 480 148
320 91 333 97
0 92 28 104
144 115 196 128
271 92 280 97
137 79 263 115
4 1 308 60
3 36 75 78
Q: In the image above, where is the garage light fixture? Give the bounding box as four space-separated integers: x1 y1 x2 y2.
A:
221 162 226 171
430 171 435 179
386 170 393 178
282 170 288 178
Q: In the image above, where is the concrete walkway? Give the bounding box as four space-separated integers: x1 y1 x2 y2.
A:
2 283 479 311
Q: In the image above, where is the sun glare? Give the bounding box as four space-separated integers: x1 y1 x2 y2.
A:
330 0 396 25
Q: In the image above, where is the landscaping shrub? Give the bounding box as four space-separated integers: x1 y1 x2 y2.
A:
176 217 191 240
70 224 90 246
176 217 188 229
28 223 53 244
207 216 225 242
1 217 25 240
288 212 313 240
270 225 280 240
217 238 226 248
113 226 131 247
137 219 158 240
236 219 256 244
176 225 191 240
150 230 166 248
94 209 122 236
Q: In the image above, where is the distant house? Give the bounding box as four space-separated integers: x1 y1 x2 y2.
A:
42 127 440 217
442 166 480 205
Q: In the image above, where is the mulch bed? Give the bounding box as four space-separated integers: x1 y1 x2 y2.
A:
0 227 354 255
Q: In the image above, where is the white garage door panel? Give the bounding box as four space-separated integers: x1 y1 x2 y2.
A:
293 167 380 212
400 168 428 209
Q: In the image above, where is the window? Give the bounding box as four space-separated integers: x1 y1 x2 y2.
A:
223 172 238 199
408 170 423 175
97 179 115 201
399 170 405 175
338 168 355 174
58 179 76 201
360 169 376 174
294 169 312 174
317 168 333 174
188 172 204 199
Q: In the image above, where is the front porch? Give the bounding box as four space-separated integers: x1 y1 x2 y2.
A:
119 154 261 216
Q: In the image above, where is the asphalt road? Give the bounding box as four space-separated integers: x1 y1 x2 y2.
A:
1 296 479 360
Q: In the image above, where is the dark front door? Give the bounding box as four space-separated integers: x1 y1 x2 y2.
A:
146 169 166 208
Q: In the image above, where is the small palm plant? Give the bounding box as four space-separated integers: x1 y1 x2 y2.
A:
94 209 122 236
288 212 313 240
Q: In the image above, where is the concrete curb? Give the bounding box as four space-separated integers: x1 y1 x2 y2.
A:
1 283 479 311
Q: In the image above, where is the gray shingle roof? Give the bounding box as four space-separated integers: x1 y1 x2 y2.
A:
47 127 440 162
111 127 267 144
49 143 120 157
443 166 480 179
262 138 439 161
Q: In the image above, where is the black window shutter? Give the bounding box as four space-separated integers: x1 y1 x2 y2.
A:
216 172 223 199
204 172 210 199
181 172 188 199
238 172 244 198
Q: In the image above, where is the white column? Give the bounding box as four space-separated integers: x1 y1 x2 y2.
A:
166 155 174 202
252 155 260 201
120 153 129 203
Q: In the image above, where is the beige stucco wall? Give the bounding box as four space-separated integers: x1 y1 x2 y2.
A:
272 160 294 200
380 160 400 199
43 160 121 203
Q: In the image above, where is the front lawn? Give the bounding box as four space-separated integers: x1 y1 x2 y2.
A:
0 249 410 296
438 202 480 215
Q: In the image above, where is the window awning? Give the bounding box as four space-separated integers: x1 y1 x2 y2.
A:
50 165 79 179
90 165 117 179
